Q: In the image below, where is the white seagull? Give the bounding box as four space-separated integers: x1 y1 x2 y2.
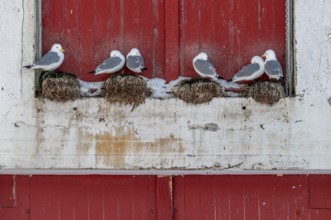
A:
228 56 265 83
89 50 125 75
192 52 220 81
262 49 283 80
24 43 65 71
126 48 147 73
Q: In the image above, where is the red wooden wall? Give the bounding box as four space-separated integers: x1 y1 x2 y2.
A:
1 175 331 220
42 0 286 82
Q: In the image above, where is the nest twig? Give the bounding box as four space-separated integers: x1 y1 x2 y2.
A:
248 81 285 105
104 74 151 110
41 71 80 102
174 78 224 104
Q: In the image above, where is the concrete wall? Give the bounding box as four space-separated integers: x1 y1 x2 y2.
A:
0 0 330 174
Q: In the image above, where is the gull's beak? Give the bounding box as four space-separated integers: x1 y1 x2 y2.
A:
261 53 266 58
61 48 65 52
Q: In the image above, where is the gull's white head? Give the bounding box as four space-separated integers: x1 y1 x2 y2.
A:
262 49 276 60
110 50 123 57
128 48 141 56
251 56 264 65
195 52 208 61
51 43 65 53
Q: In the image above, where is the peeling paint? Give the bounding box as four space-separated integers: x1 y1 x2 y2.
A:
12 175 16 207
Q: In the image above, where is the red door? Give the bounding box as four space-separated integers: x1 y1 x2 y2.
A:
42 0 286 82
1 175 331 220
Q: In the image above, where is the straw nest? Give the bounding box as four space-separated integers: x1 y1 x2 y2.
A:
248 81 285 105
104 74 151 109
41 72 80 102
174 79 224 104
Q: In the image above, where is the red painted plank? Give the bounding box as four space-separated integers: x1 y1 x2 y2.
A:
30 176 61 220
179 0 286 80
61 0 80 76
156 176 173 220
137 0 155 79
310 175 331 209
174 175 327 220
78 0 97 81
0 176 30 220
179 0 200 78
91 0 111 81
165 0 179 82
0 175 16 208
109 0 124 52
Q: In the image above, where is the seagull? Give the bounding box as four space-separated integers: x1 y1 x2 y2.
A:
192 52 221 81
126 48 147 73
227 56 265 83
23 43 65 71
262 49 283 80
88 50 125 75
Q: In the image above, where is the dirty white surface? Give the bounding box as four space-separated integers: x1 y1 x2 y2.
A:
0 0 331 173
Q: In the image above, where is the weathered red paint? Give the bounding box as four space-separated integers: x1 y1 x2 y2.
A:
1 175 331 219
174 175 331 220
0 176 30 220
42 0 166 82
309 175 331 209
178 0 286 79
42 0 286 82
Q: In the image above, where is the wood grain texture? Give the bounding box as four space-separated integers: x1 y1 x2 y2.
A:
42 0 286 81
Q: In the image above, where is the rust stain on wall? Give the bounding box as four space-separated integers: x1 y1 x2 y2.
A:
77 126 184 167
76 128 94 154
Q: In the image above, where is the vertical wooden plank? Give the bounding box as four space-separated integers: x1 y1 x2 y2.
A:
148 176 157 220
243 188 260 220
57 176 78 220
30 176 60 220
257 176 277 220
179 0 200 77
72 176 89 220
197 177 217 220
62 0 80 76
156 176 173 220
0 176 30 220
165 0 179 81
310 175 331 209
89 0 111 82
149 0 165 79
88 176 104 220
78 0 96 81
0 175 16 208
228 178 245 220
137 0 155 78
123 0 140 51
226 0 244 79
212 0 231 79
173 176 186 220
109 0 124 51
44 0 65 55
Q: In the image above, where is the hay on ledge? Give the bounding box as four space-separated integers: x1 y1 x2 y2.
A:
248 81 285 105
41 72 80 102
104 74 151 109
174 78 224 104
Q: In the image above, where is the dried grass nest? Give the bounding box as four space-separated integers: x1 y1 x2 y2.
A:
104 74 151 109
41 71 80 102
173 78 224 104
248 81 285 105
